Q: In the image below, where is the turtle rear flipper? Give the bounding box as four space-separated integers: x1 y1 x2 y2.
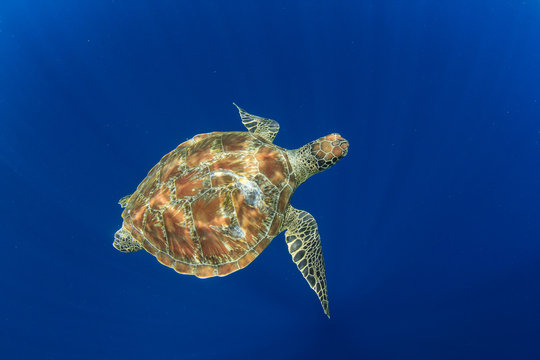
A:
284 205 330 318
113 227 142 253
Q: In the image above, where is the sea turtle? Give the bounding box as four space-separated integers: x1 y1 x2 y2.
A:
113 104 349 317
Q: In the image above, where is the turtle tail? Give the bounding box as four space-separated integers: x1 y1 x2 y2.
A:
118 194 132 208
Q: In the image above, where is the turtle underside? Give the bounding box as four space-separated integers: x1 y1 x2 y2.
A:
120 131 296 278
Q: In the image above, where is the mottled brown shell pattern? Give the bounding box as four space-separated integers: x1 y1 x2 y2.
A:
121 132 296 278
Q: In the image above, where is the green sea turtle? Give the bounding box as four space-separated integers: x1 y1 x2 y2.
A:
113 104 349 317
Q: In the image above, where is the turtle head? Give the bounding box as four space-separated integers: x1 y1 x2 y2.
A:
309 133 349 170
289 133 349 186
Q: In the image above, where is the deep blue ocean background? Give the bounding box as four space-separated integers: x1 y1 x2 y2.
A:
2 1 540 359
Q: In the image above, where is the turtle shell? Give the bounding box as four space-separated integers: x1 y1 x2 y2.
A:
121 131 296 278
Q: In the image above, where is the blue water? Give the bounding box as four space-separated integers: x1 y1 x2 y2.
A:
2 1 540 359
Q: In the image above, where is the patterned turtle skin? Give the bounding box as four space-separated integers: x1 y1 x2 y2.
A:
114 104 349 317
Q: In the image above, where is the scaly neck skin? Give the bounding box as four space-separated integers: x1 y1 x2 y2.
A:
287 133 349 188
288 145 319 188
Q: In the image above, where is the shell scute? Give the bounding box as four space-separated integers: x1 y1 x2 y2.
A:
157 252 174 267
237 250 258 268
268 215 283 236
186 136 221 168
277 185 293 213
175 169 205 198
144 211 167 252
159 152 184 182
127 204 145 231
195 265 216 278
217 262 240 276
174 261 194 275
221 132 255 152
254 236 272 254
210 172 235 187
256 145 287 187
210 153 257 177
149 186 170 210
163 204 198 262
142 238 158 256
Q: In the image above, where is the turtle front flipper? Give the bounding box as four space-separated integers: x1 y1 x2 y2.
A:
233 103 280 143
113 227 142 253
284 205 330 317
